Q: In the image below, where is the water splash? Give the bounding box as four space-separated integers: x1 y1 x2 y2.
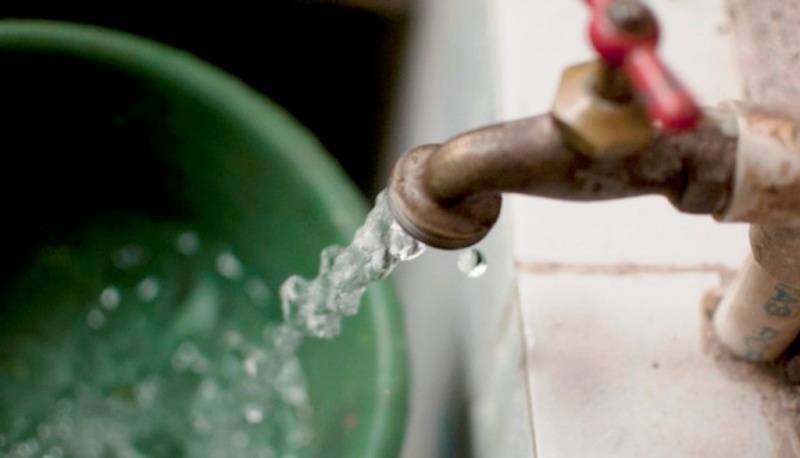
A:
0 225 313 458
1 190 428 457
280 190 426 338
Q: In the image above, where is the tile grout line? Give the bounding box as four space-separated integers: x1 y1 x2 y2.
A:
515 260 736 278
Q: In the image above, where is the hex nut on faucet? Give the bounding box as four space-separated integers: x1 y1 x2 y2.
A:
551 61 652 159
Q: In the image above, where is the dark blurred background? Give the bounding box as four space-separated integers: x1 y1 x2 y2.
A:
0 1 409 197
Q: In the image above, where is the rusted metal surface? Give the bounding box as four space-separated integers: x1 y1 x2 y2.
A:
713 0 800 365
388 110 737 249
751 225 800 286
388 144 501 249
717 102 800 225
714 254 800 361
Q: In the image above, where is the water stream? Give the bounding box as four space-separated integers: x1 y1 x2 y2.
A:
280 190 426 340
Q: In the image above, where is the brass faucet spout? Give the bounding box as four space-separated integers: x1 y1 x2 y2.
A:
388 110 736 249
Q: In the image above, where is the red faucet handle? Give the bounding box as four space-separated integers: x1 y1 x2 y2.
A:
624 47 700 130
587 0 700 131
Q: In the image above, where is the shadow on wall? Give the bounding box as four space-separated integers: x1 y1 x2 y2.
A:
0 2 408 197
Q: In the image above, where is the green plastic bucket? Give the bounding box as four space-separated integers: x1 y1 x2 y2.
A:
0 20 407 457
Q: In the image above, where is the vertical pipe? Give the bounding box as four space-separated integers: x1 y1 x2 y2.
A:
714 253 800 361
714 101 800 361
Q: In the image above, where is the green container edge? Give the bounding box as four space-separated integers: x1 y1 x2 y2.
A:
0 19 409 457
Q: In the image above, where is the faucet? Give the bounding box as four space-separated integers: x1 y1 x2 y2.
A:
387 0 800 363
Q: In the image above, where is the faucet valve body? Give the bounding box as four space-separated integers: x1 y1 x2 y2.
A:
551 0 702 161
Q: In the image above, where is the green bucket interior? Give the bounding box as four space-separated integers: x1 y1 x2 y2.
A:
0 20 407 457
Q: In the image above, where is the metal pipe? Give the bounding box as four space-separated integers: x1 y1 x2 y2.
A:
712 102 800 360
713 236 800 361
388 109 736 249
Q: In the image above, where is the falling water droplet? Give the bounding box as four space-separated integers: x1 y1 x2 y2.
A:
99 286 120 310
458 249 488 278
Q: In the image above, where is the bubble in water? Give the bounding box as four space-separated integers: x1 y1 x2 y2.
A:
256 448 276 458
44 446 64 458
216 251 244 280
199 379 218 400
458 249 488 278
176 231 200 255
192 415 212 434
86 309 106 329
135 376 160 406
37 423 52 440
244 351 267 377
14 438 39 456
277 360 310 407
389 221 425 261
171 342 203 372
244 276 270 306
232 431 249 449
267 325 302 355
244 404 265 424
113 244 145 271
137 276 160 302
99 285 120 310
223 331 244 349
